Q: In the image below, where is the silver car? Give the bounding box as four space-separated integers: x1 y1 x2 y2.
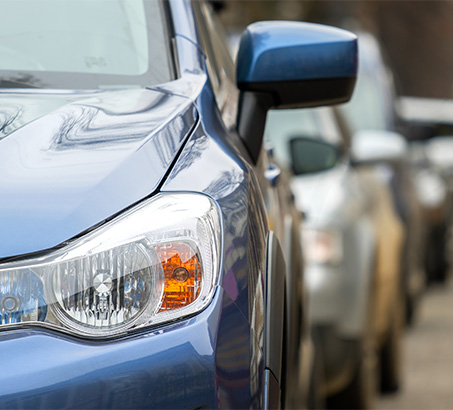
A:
265 106 405 408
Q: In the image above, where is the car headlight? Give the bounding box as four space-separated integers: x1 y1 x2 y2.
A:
302 228 343 265
0 193 222 338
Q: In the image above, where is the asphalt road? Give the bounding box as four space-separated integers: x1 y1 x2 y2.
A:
377 279 453 409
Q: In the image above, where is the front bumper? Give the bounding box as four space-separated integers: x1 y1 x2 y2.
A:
312 325 359 397
305 258 371 339
0 288 253 409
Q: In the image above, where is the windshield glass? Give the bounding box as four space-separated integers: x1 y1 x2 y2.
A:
265 108 319 169
0 0 172 89
340 70 389 132
265 107 343 170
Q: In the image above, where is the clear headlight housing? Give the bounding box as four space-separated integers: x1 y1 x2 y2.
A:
302 228 343 266
0 193 222 338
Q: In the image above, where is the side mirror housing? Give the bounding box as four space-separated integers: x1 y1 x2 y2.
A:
236 21 358 163
289 137 340 175
351 130 408 165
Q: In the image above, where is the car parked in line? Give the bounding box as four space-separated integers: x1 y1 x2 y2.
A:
406 140 450 283
265 105 405 409
424 135 453 275
339 32 426 324
399 96 453 283
0 0 358 408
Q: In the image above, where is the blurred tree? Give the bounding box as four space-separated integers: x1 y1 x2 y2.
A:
369 1 453 98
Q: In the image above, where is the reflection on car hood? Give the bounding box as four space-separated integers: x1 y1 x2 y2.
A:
290 164 349 225
0 86 197 258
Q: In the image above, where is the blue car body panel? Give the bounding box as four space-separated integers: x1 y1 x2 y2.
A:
236 21 357 84
0 10 266 408
0 88 196 258
0 0 357 407
0 287 255 409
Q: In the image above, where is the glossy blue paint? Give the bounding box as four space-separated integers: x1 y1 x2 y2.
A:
169 0 199 45
0 0 360 408
0 1 265 406
150 36 207 99
0 88 196 258
0 287 223 409
236 21 357 84
162 88 268 408
164 127 249 317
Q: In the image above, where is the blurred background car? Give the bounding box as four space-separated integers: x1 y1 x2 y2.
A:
265 105 405 409
339 32 426 325
218 1 453 407
399 97 453 283
399 97 453 139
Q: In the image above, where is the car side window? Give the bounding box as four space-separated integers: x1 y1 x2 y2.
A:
193 1 238 130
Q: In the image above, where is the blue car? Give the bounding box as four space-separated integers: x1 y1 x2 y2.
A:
0 1 357 408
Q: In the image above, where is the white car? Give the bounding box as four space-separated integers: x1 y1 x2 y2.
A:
265 106 405 408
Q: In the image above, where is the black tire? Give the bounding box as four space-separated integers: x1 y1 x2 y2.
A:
308 331 326 410
405 293 416 327
380 295 404 393
405 276 423 328
427 223 449 284
328 306 378 409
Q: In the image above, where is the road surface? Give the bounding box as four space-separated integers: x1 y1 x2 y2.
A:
377 279 453 409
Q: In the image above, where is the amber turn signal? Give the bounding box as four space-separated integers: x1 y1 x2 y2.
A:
157 243 201 311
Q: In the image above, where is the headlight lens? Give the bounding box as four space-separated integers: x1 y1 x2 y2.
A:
302 228 343 265
0 193 221 338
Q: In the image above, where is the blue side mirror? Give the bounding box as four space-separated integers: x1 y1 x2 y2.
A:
236 21 358 108
235 21 358 162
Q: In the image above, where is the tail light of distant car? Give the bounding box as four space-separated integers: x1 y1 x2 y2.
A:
302 228 343 265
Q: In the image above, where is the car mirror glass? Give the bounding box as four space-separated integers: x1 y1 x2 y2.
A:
289 137 339 175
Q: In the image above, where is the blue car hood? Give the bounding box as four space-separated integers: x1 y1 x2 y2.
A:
0 87 197 259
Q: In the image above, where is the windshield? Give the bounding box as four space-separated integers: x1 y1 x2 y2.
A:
0 0 173 89
340 70 389 132
265 107 342 170
265 109 319 169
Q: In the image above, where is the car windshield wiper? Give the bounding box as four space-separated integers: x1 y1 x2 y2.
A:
0 78 40 89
